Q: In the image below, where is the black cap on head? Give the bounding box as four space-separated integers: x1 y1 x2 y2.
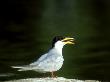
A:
52 36 64 47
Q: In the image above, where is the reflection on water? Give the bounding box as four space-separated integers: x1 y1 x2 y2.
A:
0 0 110 81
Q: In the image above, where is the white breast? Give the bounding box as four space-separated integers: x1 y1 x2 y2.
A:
35 47 64 72
32 41 65 72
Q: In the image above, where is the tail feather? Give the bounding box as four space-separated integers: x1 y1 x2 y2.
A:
11 65 37 71
11 65 30 71
18 68 26 71
11 65 44 72
11 66 24 69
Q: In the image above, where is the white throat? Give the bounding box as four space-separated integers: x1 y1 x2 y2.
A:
54 41 65 55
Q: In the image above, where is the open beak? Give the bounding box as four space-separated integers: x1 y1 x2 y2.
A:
61 37 75 44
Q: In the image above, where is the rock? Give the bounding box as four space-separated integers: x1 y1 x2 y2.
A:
4 77 100 82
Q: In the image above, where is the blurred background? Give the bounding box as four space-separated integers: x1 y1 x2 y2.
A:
0 0 110 81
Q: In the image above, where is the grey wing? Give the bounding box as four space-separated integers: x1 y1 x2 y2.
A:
30 53 48 65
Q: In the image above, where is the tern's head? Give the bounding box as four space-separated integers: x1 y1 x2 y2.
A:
52 36 75 48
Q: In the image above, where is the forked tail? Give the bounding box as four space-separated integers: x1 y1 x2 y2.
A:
11 65 31 71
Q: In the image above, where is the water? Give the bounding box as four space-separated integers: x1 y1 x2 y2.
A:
0 0 110 81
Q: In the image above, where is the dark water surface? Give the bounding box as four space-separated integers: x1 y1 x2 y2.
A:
0 0 110 81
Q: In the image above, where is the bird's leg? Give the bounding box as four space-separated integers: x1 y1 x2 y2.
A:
51 71 55 78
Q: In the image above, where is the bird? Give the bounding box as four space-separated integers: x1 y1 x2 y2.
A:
11 36 75 77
